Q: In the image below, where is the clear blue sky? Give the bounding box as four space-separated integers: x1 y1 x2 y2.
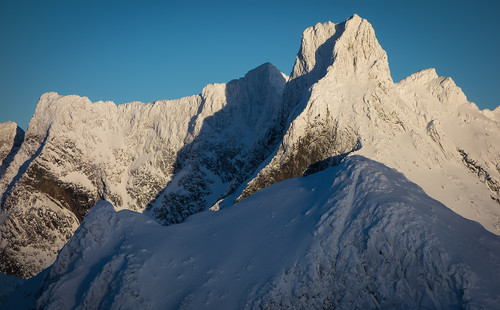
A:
1 0 499 130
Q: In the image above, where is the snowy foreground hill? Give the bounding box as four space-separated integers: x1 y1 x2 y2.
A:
4 156 500 309
1 13 500 308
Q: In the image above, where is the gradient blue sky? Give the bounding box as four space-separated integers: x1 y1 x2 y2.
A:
1 0 499 130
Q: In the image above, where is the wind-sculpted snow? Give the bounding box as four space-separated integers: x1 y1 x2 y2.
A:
0 63 286 277
4 156 500 309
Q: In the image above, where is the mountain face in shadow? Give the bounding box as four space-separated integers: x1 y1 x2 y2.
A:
145 63 288 224
0 122 24 178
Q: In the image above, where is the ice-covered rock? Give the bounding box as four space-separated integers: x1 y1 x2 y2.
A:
239 14 394 201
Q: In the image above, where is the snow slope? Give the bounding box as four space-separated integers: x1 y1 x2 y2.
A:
4 156 500 309
0 272 25 305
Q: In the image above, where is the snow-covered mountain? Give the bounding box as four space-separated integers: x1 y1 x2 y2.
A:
238 15 500 234
0 63 286 278
0 13 499 296
145 63 289 223
4 156 500 309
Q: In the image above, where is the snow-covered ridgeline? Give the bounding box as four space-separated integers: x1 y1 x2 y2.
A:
5 156 499 309
0 92 201 278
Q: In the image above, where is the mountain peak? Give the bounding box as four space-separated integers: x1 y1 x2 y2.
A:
399 68 468 108
328 14 392 83
2 15 500 291
287 15 392 111
289 20 339 81
399 68 439 86
291 14 390 81
241 62 285 89
348 13 362 20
